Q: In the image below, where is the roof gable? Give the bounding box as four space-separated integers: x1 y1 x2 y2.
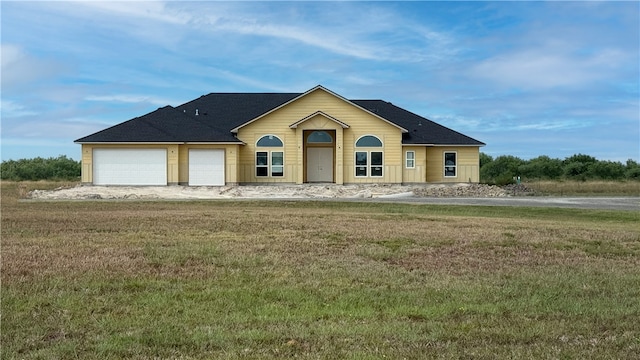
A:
289 111 350 129
230 85 407 133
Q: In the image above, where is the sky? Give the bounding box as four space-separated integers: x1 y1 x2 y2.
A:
1 1 639 162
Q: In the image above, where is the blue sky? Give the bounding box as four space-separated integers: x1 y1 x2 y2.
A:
2 1 638 162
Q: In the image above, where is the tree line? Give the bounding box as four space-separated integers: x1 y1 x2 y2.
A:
0 155 81 181
1 153 639 183
481 153 640 185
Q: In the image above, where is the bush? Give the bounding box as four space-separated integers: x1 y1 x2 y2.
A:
1 156 80 181
480 152 639 183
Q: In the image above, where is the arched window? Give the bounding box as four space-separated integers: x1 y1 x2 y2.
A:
256 135 283 147
355 135 382 147
307 131 333 143
354 135 383 177
256 135 284 177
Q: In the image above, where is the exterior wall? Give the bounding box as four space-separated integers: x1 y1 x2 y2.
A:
426 146 480 183
80 144 179 185
402 146 427 183
177 144 240 185
236 88 404 184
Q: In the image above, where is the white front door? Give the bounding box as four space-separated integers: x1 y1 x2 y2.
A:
307 147 333 182
189 149 225 186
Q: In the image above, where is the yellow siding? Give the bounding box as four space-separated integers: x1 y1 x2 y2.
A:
80 144 93 184
402 146 427 183
426 147 480 183
237 88 405 184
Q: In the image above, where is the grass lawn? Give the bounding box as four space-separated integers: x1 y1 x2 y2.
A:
2 182 639 359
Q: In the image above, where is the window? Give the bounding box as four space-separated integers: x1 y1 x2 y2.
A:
256 151 284 177
307 131 333 143
256 135 284 177
406 151 415 169
444 152 457 177
355 135 383 147
256 152 269 176
355 151 368 176
371 152 383 176
271 152 283 176
354 135 383 177
256 135 283 147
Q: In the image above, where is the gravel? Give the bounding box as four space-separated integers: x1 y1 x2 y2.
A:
28 183 514 200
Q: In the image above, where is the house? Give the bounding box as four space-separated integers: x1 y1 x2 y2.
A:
75 85 484 186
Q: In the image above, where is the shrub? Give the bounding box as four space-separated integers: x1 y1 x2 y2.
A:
0 156 80 181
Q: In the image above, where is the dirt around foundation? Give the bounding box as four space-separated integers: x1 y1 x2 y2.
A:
27 183 510 200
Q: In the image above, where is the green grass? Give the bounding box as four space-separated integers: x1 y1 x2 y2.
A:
2 181 640 359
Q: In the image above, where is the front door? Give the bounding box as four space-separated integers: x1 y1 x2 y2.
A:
307 147 333 182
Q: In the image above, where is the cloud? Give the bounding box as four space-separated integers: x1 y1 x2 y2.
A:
0 44 67 91
469 48 629 90
85 94 173 107
0 100 39 117
74 1 190 25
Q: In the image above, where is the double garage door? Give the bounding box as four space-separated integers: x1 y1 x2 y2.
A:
92 148 224 186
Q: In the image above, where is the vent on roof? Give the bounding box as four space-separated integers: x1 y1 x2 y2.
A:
195 109 199 116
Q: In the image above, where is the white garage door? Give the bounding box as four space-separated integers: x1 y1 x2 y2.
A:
93 149 167 185
189 149 225 186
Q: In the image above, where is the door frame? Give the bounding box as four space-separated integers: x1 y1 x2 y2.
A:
303 130 336 183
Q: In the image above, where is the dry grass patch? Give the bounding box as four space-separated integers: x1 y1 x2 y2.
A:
2 182 640 359
527 180 640 196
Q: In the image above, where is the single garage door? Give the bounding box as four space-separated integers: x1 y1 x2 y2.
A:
93 149 167 185
189 149 225 186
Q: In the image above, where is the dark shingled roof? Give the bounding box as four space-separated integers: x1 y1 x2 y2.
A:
75 92 484 146
351 100 484 146
75 105 242 143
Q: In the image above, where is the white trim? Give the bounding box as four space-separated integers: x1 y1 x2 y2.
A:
405 151 415 169
255 150 284 177
256 134 284 147
354 150 384 178
290 111 350 129
231 85 408 133
355 134 383 147
444 151 457 178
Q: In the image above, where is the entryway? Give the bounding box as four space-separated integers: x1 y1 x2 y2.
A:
304 130 335 183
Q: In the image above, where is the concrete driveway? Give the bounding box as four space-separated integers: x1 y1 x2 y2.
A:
371 196 640 211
